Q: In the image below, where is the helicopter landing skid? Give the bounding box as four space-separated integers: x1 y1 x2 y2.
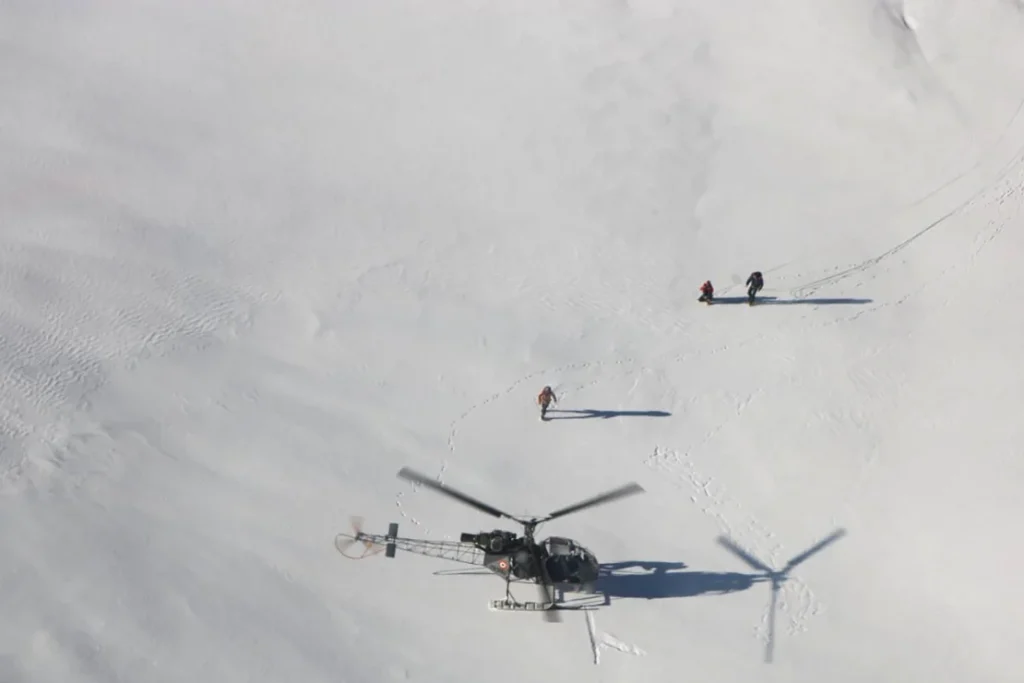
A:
488 598 597 612
489 598 555 612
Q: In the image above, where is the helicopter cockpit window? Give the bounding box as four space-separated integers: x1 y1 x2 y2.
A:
542 537 597 583
546 538 573 555
546 537 585 553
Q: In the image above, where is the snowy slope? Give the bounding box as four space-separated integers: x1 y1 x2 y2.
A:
2 1 1024 681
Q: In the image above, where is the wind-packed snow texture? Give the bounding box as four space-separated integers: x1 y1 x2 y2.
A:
2 1 1024 682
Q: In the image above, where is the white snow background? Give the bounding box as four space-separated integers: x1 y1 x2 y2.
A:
2 1 1024 681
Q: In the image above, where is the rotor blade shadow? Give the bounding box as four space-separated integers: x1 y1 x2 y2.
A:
541 482 645 523
544 409 672 420
396 467 516 521
716 528 847 663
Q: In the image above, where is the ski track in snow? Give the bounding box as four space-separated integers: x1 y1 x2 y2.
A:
792 102 1024 299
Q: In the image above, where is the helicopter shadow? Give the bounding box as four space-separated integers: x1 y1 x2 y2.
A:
544 409 672 421
583 561 762 603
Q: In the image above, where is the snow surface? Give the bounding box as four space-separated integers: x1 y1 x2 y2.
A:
2 1 1024 681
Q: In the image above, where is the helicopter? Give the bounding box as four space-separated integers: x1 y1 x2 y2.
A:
335 466 645 622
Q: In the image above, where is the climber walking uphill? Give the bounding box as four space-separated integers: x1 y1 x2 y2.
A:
698 280 714 304
745 271 764 304
537 385 557 420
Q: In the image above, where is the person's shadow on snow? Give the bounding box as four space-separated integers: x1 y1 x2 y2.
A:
707 296 872 305
544 409 671 420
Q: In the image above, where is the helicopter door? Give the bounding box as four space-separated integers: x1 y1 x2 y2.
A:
510 548 534 579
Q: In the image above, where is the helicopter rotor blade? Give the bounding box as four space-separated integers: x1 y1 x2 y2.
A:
335 537 357 553
531 543 562 623
539 482 645 524
540 579 561 622
335 516 373 558
396 467 516 521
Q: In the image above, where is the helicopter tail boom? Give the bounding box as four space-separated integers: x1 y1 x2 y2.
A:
335 519 488 566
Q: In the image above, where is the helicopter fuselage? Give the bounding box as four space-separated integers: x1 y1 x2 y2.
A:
464 530 600 586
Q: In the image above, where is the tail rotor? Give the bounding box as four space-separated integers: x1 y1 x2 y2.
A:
335 516 380 559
